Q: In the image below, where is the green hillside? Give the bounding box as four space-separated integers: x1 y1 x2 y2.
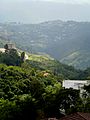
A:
0 45 83 80
61 50 90 69
25 53 83 80
0 47 89 119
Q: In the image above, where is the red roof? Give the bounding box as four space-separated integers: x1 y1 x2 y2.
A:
59 112 90 120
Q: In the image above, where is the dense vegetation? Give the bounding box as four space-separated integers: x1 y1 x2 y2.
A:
0 48 86 80
0 48 89 120
0 49 21 66
0 64 89 120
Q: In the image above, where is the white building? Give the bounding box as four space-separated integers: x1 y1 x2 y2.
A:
63 80 88 90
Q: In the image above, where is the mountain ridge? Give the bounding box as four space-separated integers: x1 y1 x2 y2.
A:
0 20 90 69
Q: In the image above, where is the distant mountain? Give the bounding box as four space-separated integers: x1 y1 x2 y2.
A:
0 21 90 69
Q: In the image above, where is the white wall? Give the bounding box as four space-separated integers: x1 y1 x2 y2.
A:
63 80 88 89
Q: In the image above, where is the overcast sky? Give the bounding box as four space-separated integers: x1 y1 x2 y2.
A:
2 0 90 4
36 0 90 4
1 0 90 23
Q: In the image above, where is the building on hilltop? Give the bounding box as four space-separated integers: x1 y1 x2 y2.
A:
0 43 16 53
4 43 16 50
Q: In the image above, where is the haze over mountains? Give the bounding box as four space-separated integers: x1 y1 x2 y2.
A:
1 0 90 23
0 20 90 69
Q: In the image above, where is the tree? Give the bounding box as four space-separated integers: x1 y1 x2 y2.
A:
0 49 21 66
21 52 25 63
4 44 8 50
55 88 81 115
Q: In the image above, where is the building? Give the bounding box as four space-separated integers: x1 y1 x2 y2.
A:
4 43 16 50
63 80 88 90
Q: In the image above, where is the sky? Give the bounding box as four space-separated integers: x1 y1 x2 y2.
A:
2 0 90 4
37 0 90 4
0 0 90 23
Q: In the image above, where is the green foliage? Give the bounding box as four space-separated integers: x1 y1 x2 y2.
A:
0 63 89 119
26 58 83 80
0 49 89 119
0 95 37 120
0 49 21 66
0 63 63 119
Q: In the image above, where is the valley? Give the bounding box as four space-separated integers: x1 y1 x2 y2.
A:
0 0 90 119
0 21 90 69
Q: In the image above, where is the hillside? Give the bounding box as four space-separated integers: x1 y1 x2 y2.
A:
0 46 89 119
0 46 83 80
26 53 83 80
60 50 90 69
0 60 89 120
0 21 90 69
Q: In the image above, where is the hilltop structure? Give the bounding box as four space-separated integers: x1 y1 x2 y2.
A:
0 43 16 53
4 43 16 50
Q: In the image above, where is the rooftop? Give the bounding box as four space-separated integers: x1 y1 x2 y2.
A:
59 112 90 120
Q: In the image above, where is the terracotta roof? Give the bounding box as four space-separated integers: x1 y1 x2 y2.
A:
78 113 90 120
59 112 90 120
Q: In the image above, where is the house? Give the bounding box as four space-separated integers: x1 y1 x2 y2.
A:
63 80 88 90
59 112 90 120
43 73 50 77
